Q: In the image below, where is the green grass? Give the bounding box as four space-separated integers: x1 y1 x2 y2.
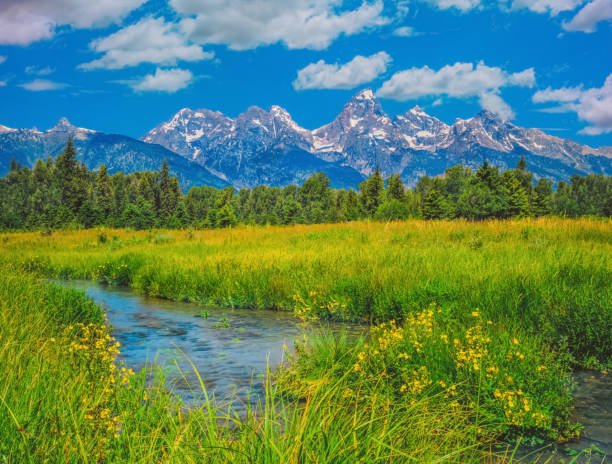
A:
2 218 610 366
0 265 512 463
0 218 610 462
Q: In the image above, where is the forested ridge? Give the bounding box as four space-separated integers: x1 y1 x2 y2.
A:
1 138 610 230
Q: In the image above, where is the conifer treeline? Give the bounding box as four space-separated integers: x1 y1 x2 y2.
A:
1 138 610 230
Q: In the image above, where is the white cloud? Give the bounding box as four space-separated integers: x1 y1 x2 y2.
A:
80 17 213 70
377 62 535 120
424 0 585 15
508 68 536 86
293 51 391 90
0 81 6 87
532 73 612 134
0 56 6 65
25 65 54 75
532 85 584 103
0 0 145 45
563 0 612 32
19 79 68 91
425 0 482 11
131 68 194 93
508 0 585 15
392 26 418 37
172 0 390 50
478 92 516 120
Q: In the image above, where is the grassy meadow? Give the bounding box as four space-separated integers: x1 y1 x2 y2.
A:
0 217 610 462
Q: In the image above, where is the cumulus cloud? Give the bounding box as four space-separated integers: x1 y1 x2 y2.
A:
508 68 536 86
0 81 6 87
392 26 418 37
19 79 68 91
563 0 612 32
293 52 391 90
172 0 390 50
532 73 612 134
508 0 585 15
425 0 482 11
80 17 213 70
425 0 585 15
25 65 54 75
377 62 535 120
131 68 194 93
0 56 6 65
0 0 145 45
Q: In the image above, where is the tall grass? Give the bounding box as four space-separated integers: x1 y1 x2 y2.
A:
0 266 509 462
1 218 610 365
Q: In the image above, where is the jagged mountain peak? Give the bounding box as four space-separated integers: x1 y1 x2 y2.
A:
242 105 268 117
0 124 16 134
354 88 376 100
48 117 75 132
139 89 612 188
343 88 385 115
47 117 94 135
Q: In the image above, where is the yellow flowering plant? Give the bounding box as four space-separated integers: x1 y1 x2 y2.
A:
287 303 578 442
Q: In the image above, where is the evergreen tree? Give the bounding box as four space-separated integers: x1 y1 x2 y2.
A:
386 174 405 201
216 203 237 228
503 174 530 218
531 178 553 217
159 159 179 220
55 138 86 213
95 164 113 219
422 186 448 219
343 189 362 221
359 167 384 216
457 183 495 220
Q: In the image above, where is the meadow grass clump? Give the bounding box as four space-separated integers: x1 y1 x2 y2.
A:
279 306 578 444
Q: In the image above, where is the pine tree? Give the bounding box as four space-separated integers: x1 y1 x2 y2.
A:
386 174 405 201
531 178 552 217
359 167 384 216
216 203 237 228
504 175 530 218
55 137 86 213
422 187 448 219
95 164 113 219
159 160 180 221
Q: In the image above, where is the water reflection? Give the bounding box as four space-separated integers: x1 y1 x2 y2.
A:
61 281 359 408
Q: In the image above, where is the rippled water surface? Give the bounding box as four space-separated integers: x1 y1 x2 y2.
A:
61 281 360 406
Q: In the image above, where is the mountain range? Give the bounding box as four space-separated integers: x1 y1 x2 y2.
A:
2 89 612 190
0 118 228 190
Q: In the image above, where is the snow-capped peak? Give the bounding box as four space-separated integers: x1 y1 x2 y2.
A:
0 124 16 134
47 117 94 134
355 88 375 100
138 88 612 188
48 117 75 131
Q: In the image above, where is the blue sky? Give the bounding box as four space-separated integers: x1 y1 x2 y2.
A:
0 0 611 146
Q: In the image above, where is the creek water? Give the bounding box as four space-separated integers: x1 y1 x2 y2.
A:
60 281 610 461
61 281 359 408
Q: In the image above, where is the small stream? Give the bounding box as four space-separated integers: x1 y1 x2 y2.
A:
60 281 610 461
62 281 359 407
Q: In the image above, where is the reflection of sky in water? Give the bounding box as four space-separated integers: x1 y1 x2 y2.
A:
60 281 361 408
57 281 610 459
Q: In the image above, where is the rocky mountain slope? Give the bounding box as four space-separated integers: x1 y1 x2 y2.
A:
144 89 612 188
0 118 228 190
